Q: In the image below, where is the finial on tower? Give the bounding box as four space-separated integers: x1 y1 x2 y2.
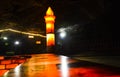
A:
46 7 54 15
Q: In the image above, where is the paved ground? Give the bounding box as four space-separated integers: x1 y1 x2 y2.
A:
70 54 120 67
2 54 120 77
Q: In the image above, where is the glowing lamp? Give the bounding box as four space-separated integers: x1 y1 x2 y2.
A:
60 31 66 38
3 37 8 40
14 41 20 45
36 41 41 44
28 35 34 38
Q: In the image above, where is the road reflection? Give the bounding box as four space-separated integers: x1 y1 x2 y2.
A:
3 54 120 77
60 56 69 77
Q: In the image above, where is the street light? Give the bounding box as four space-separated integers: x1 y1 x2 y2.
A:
3 37 8 40
58 28 67 39
57 29 67 53
60 31 66 39
14 41 20 45
28 35 34 38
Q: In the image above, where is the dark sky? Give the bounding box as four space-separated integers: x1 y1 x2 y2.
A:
0 0 104 29
0 0 118 55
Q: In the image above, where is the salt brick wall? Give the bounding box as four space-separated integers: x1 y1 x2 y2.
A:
0 65 5 69
1 60 11 64
6 64 18 69
0 55 31 76
0 70 9 76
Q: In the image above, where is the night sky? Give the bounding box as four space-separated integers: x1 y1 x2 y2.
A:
0 0 104 29
0 0 119 55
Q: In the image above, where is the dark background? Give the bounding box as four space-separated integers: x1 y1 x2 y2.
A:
0 0 119 55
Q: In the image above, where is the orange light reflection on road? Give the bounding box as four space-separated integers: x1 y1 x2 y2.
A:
60 56 69 77
68 67 120 77
2 54 120 77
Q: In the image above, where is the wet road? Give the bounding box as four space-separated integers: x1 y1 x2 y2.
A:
2 54 120 77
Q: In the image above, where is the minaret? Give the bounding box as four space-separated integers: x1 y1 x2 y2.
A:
44 7 56 52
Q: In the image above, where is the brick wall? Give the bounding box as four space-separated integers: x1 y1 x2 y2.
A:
0 55 31 76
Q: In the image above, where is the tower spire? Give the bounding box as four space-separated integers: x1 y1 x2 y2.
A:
44 7 56 52
46 7 54 16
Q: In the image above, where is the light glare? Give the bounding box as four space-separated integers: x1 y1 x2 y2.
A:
14 41 20 45
60 56 69 77
14 64 22 77
60 32 66 38
3 37 8 40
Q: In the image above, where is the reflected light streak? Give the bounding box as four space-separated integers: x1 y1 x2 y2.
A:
14 64 22 77
3 70 9 77
60 56 69 77
2 54 120 77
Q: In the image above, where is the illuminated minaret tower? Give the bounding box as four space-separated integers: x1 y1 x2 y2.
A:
44 7 56 52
